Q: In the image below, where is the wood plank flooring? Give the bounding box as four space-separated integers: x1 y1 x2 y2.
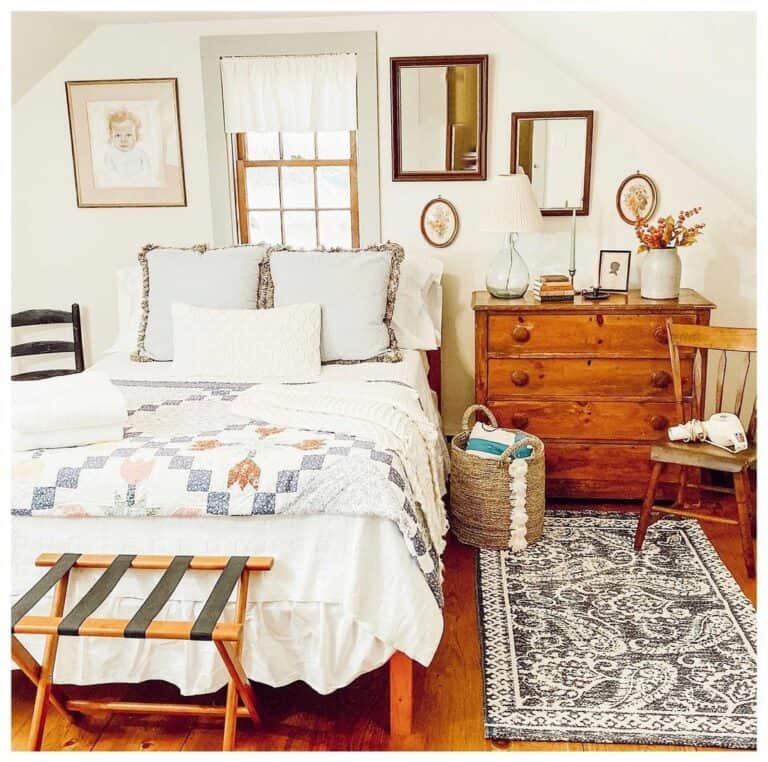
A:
11 502 756 752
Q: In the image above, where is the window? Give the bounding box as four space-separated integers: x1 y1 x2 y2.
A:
234 131 359 248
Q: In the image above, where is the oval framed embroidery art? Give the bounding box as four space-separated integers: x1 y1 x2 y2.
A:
420 197 459 248
616 172 658 225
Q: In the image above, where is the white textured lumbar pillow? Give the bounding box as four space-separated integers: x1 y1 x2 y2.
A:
171 302 322 382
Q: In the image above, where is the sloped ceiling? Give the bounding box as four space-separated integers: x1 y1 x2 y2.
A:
11 11 333 103
497 12 756 214
12 14 99 103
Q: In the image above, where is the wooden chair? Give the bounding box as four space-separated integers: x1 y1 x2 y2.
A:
634 320 757 576
11 304 85 381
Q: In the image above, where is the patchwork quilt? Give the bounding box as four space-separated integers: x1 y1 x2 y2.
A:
12 378 447 607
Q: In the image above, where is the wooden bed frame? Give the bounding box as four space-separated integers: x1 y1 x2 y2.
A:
386 349 440 736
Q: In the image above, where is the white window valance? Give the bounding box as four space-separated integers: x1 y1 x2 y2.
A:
220 53 357 133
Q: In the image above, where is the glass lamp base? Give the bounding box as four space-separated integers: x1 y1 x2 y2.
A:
487 283 529 299
486 235 530 299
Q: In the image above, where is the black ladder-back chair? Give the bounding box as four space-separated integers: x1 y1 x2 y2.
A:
11 304 85 381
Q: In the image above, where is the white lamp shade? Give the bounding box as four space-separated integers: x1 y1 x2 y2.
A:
484 173 543 233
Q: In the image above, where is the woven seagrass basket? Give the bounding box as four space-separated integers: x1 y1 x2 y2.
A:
450 404 545 550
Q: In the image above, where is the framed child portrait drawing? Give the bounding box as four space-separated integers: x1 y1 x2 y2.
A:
65 78 187 207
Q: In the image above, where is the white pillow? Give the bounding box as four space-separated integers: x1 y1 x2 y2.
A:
171 302 321 382
134 244 267 362
265 248 400 363
392 256 443 350
106 265 142 354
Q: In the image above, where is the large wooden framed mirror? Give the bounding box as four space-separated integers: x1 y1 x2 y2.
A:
510 110 594 215
391 55 488 182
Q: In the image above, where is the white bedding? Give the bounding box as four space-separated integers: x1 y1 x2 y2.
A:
12 350 448 696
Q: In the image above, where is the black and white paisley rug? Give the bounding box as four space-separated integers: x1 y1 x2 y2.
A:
476 511 756 749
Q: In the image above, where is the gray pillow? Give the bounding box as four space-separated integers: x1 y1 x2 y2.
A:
258 244 404 363
132 243 267 361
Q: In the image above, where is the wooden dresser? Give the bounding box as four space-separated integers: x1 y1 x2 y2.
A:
473 289 715 499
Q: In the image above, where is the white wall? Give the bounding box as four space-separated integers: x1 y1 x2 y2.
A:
12 12 756 433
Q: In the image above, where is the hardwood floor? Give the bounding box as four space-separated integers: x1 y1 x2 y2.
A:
11 502 756 752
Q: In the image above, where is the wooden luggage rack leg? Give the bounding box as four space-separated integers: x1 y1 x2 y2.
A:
11 553 273 751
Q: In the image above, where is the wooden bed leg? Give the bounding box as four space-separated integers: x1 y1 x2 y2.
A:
389 651 413 736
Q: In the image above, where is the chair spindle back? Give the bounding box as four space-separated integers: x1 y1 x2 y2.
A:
666 320 756 439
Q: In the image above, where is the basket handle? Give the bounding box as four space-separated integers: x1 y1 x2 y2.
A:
499 435 544 467
461 404 498 433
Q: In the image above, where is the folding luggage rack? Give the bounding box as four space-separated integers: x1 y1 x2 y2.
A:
11 552 273 751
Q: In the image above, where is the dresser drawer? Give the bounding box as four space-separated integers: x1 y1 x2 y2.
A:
545 442 681 486
487 400 679 441
488 313 698 357
487 358 691 399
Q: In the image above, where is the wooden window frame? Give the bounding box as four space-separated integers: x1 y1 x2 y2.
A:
234 132 360 248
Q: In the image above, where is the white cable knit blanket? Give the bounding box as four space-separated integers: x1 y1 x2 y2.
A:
232 379 450 556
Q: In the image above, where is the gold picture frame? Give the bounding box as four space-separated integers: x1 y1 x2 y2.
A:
65 78 187 208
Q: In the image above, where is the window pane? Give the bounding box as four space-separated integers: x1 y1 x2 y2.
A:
317 131 350 159
281 132 315 159
281 167 315 208
316 166 350 208
248 211 282 244
246 132 279 160
283 211 317 248
246 167 279 208
318 210 351 249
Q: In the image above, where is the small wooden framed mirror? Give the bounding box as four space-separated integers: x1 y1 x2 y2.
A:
391 55 488 182
510 110 594 215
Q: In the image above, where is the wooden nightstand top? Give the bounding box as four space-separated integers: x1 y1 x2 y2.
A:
472 288 715 312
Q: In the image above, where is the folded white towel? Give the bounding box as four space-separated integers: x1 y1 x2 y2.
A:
13 424 126 452
12 371 127 433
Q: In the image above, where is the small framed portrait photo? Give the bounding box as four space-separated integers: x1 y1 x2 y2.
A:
598 249 631 293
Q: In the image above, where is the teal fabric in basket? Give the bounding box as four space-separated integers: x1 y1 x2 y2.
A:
466 423 533 459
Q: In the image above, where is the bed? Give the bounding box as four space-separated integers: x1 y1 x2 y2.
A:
11 348 448 735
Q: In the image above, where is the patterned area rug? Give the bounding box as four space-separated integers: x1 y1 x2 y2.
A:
476 511 756 748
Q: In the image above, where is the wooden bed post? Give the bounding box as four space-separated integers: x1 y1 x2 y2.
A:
389 651 413 736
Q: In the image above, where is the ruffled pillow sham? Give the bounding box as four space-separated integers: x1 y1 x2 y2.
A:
257 243 404 364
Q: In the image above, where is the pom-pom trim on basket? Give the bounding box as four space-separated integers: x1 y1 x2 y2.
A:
507 458 529 551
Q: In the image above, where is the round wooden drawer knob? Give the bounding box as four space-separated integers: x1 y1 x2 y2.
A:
512 326 530 343
653 325 669 345
511 413 529 428
650 371 672 389
511 370 530 387
650 415 669 431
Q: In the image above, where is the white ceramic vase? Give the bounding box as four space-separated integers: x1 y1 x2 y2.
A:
641 247 681 300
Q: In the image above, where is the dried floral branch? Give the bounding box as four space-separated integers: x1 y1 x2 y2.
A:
635 207 705 252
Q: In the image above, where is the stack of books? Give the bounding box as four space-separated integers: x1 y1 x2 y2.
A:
531 275 574 302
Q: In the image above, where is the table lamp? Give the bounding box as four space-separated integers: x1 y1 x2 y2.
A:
484 172 543 298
